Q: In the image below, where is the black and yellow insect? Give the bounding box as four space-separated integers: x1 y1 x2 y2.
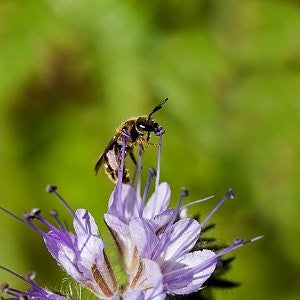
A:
95 98 168 183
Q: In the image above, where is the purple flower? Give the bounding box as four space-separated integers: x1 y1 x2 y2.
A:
104 131 263 296
0 184 166 299
0 266 66 300
1 190 118 299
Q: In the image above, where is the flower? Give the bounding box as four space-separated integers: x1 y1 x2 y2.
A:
0 190 162 299
104 130 263 297
1 124 262 300
0 266 66 300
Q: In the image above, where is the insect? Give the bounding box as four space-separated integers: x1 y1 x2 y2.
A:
95 98 168 183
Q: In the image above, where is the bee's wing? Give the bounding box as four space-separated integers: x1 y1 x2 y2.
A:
94 137 116 175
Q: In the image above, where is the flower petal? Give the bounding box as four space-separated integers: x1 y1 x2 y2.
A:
124 290 145 300
150 209 174 233
77 234 105 265
105 213 139 274
73 209 99 236
44 232 60 259
129 218 158 259
165 250 217 294
143 182 171 219
108 184 139 223
128 258 165 300
159 218 201 262
58 246 84 281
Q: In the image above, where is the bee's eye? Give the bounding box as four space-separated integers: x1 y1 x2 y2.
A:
137 123 146 130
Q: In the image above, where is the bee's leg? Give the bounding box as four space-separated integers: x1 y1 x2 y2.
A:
122 167 130 183
129 150 137 166
145 141 158 146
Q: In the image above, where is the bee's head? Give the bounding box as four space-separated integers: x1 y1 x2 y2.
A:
136 117 160 133
136 98 168 140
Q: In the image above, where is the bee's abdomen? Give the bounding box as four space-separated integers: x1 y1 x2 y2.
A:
104 150 130 184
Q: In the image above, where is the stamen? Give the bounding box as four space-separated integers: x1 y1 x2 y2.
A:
136 144 143 204
165 235 263 282
0 266 30 284
164 187 189 233
26 272 36 282
200 188 234 228
23 213 48 237
46 185 85 232
113 132 127 207
1 283 10 294
117 133 127 215
50 209 64 229
29 208 41 217
151 130 164 217
214 236 264 260
30 210 60 234
139 167 156 217
179 195 215 211
248 235 264 243
45 184 57 193
4 287 29 297
0 207 28 226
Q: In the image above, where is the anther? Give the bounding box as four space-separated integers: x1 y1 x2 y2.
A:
1 283 9 293
181 187 189 197
226 188 235 199
250 235 264 243
46 185 57 193
149 167 157 177
29 208 41 218
26 272 36 281
50 209 58 217
233 238 244 245
23 212 33 221
200 189 233 228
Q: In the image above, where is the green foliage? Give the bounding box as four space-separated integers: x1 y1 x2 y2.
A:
0 0 299 299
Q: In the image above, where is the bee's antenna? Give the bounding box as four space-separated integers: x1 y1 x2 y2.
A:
148 98 168 120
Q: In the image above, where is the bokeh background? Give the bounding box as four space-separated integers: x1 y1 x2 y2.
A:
0 0 299 299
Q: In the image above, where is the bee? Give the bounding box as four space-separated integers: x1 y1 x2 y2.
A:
95 98 168 183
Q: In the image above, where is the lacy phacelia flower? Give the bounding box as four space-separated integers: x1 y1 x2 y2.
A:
104 133 262 297
1 129 262 299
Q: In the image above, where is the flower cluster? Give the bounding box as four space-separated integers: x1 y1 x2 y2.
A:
0 130 262 299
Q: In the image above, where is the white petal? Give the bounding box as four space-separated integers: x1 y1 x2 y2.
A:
151 209 174 232
143 182 171 219
167 250 217 294
77 235 105 264
128 258 165 300
73 209 99 236
105 214 138 274
129 218 158 258
159 218 201 261
124 290 145 300
108 184 139 223
58 248 84 281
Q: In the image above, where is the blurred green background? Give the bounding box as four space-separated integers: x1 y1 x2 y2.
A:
0 0 299 299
